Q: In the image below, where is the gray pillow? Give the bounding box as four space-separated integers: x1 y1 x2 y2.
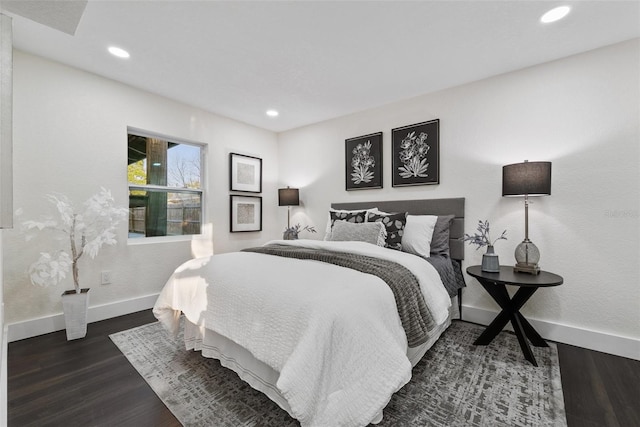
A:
430 215 455 257
329 220 386 246
324 209 369 240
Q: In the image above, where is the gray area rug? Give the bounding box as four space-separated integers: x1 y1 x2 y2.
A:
110 320 566 426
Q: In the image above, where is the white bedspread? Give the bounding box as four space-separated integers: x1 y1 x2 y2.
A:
153 240 450 427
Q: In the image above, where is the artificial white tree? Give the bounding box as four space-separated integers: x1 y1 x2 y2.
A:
22 188 128 293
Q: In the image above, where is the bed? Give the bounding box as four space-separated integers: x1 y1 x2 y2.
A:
153 197 465 426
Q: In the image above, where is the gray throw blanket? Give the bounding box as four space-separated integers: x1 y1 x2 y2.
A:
242 244 436 347
426 255 466 297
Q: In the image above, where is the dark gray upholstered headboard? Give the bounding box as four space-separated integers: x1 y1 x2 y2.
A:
331 198 465 261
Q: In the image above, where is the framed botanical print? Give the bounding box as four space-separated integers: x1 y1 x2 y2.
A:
345 132 383 190
229 153 262 193
230 195 262 232
392 119 439 187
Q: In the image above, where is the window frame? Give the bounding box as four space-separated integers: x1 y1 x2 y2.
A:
127 127 206 242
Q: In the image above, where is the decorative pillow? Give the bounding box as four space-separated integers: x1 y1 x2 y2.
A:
366 211 408 251
367 208 388 215
430 214 455 257
401 215 438 258
324 209 369 240
329 220 387 246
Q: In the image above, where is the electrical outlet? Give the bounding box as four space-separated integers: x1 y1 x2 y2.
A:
101 271 112 285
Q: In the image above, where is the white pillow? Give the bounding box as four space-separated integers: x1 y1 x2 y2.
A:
401 215 438 258
329 220 387 246
323 207 378 240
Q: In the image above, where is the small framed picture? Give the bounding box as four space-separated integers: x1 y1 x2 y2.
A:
345 132 383 191
230 195 262 232
229 153 262 193
392 119 439 187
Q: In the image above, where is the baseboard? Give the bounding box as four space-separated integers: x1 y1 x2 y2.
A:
7 297 639 361
7 293 159 342
461 305 640 361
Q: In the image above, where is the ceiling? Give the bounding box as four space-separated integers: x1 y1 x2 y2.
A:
3 1 639 133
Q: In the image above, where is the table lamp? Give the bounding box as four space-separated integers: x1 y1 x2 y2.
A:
278 187 299 228
502 160 552 275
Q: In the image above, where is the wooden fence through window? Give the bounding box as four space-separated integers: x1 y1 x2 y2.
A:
129 205 201 236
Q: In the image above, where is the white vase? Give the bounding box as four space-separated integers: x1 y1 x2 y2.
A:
61 288 90 340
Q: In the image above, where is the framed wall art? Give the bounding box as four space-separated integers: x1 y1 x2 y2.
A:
392 119 439 187
345 132 383 191
230 195 262 232
229 153 262 193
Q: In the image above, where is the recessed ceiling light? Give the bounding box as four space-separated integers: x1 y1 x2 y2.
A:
266 109 279 117
540 6 571 24
108 46 130 58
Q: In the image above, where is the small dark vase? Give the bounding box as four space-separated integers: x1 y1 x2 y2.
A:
283 229 298 240
482 245 500 273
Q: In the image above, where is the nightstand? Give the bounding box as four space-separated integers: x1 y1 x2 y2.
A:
466 265 563 366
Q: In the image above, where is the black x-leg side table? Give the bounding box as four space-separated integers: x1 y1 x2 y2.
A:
466 265 563 367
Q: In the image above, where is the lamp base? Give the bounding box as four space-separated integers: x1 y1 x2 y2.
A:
514 239 541 275
514 262 540 275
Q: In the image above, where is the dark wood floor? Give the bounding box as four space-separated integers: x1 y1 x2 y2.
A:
7 310 640 427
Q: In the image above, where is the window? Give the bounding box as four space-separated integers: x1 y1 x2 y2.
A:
127 131 204 238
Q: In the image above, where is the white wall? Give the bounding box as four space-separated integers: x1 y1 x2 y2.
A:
0 13 12 425
3 51 280 327
4 41 639 358
278 40 640 357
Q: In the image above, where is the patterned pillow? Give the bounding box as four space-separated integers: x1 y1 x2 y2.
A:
366 211 408 251
324 209 369 240
329 221 387 246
